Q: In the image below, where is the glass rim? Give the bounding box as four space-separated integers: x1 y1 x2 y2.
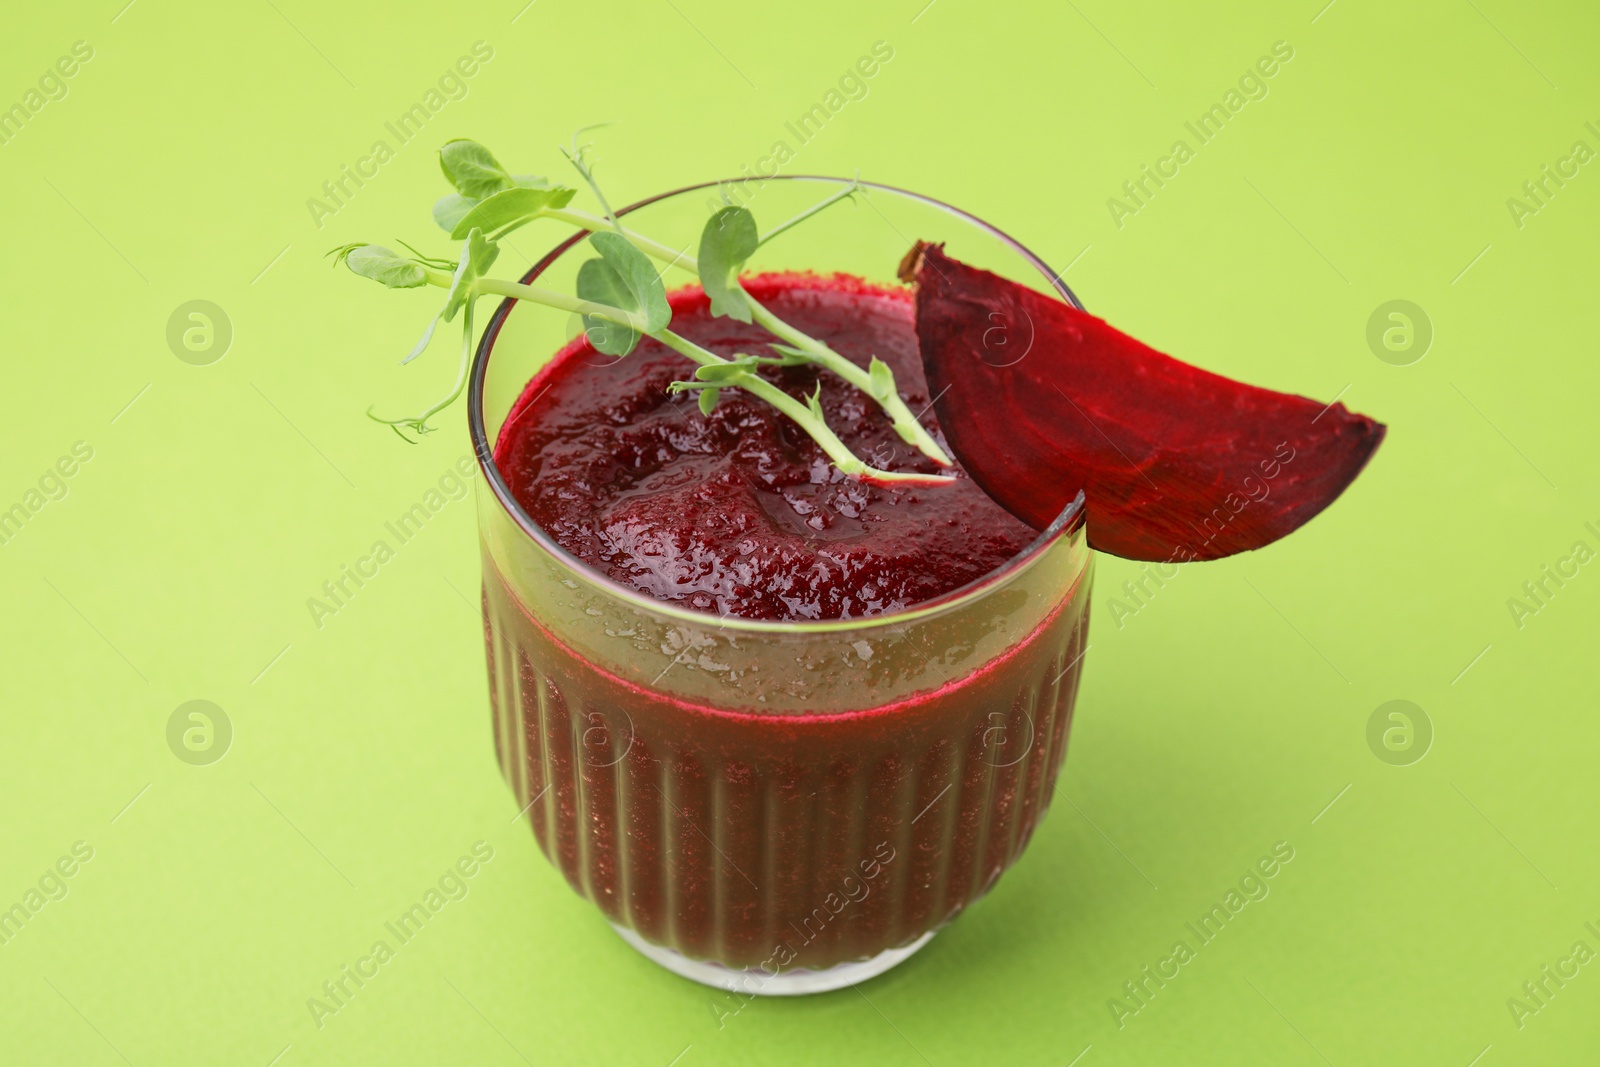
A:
468 175 1090 635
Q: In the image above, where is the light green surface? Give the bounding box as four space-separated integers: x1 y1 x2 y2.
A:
3 1 1597 1063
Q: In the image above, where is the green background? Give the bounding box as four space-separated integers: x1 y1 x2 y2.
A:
3 0 1597 1063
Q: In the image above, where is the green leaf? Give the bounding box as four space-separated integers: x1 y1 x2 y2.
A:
402 315 440 364
698 387 720 416
449 186 577 240
441 228 499 323
467 228 498 275
437 140 550 207
589 231 670 332
868 356 895 400
433 194 476 234
575 258 641 357
806 382 826 419
438 140 515 200
343 245 428 289
697 206 758 323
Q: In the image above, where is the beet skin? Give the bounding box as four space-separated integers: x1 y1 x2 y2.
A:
911 243 1385 562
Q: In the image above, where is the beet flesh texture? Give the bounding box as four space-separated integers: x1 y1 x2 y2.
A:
913 244 1386 562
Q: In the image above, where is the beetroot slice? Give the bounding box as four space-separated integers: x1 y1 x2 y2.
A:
910 243 1386 562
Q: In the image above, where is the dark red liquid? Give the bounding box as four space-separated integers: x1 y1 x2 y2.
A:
493 274 1036 621
484 275 1090 971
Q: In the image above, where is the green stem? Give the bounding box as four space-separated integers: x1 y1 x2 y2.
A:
368 301 476 435
385 267 940 483
755 181 858 249
745 303 952 465
399 221 953 484
369 272 645 435
475 276 648 331
651 330 953 487
652 328 725 368
545 208 694 270
539 207 953 466
561 129 622 230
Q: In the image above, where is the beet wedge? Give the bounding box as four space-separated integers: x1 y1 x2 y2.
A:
908 243 1385 562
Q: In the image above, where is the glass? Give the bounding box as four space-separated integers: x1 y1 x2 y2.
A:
468 177 1094 994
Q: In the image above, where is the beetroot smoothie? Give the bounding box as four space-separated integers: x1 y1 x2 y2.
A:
479 273 1091 975
495 275 1033 621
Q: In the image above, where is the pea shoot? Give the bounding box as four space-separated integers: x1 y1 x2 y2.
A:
330 134 953 486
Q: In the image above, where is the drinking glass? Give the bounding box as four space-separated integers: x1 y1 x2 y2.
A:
469 177 1093 994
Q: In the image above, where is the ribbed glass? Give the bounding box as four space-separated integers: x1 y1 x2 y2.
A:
469 178 1094 971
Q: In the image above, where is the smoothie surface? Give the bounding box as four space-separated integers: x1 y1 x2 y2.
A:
494 274 1037 621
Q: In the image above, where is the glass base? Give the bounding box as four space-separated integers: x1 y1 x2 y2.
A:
611 924 936 996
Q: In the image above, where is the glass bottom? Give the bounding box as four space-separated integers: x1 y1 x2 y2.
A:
610 925 937 996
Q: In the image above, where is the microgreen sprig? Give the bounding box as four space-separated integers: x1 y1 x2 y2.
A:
692 192 951 465
331 137 953 483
